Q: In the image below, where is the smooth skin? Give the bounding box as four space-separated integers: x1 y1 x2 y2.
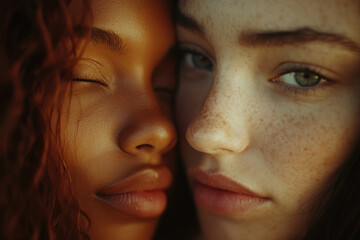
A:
61 1 176 239
176 0 360 239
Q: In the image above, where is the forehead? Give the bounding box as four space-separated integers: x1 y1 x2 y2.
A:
179 0 360 43
91 0 172 35
86 0 174 64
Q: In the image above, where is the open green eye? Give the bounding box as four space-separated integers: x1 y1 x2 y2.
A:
182 51 213 71
190 53 213 70
280 72 322 87
294 72 322 87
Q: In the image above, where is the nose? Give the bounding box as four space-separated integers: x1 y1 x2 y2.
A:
186 79 251 155
118 109 177 157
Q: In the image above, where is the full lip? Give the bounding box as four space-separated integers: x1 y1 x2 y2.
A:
188 168 270 215
95 165 173 218
96 166 173 196
189 168 267 198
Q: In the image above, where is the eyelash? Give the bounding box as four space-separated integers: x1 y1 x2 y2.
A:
271 66 333 95
73 77 107 87
179 46 215 70
73 77 175 98
179 45 334 97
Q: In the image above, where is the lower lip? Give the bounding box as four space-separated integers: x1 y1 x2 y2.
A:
97 190 167 219
193 182 267 216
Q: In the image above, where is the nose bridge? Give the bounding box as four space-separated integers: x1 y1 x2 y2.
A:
118 92 177 158
186 70 251 155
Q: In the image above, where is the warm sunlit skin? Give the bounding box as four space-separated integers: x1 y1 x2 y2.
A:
176 0 360 239
61 1 176 240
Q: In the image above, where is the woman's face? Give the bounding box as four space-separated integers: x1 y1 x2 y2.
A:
176 0 360 239
62 0 176 239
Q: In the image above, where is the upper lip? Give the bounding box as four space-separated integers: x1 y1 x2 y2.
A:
189 169 266 198
97 166 173 196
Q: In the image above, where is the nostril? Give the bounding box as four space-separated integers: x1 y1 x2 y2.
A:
118 115 175 155
136 144 154 152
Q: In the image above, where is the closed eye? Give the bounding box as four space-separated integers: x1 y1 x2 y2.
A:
73 78 107 87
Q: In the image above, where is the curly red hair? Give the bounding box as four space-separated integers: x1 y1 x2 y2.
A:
0 0 91 239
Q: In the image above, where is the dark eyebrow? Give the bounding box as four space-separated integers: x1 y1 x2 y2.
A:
240 28 360 55
75 27 126 54
176 7 204 35
176 6 360 56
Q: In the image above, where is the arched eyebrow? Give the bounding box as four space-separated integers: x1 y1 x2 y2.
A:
240 28 360 55
176 8 360 56
75 27 126 54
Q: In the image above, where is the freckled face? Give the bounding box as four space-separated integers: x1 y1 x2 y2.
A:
176 0 360 239
62 1 176 240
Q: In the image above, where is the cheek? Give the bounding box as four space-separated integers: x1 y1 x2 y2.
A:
59 94 117 192
60 94 112 153
259 101 359 203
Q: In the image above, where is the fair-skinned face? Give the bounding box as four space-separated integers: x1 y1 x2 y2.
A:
176 0 360 239
61 1 176 239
